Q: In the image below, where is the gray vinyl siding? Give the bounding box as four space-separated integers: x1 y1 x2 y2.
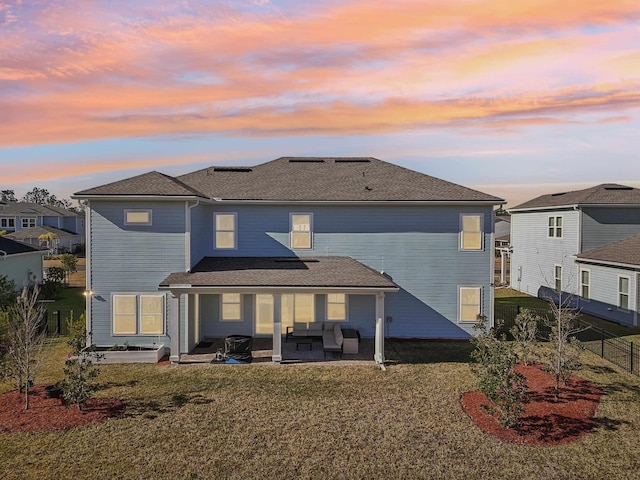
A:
88 201 186 349
1 253 44 287
190 203 494 339
577 264 638 326
510 210 580 297
581 207 640 253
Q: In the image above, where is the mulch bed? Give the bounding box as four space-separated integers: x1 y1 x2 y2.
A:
0 385 125 433
461 364 603 446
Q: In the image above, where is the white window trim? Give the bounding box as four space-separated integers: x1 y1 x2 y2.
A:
112 293 166 336
21 217 36 228
548 216 563 238
554 264 562 292
1 218 15 228
459 213 484 251
214 212 238 250
618 275 630 311
326 294 348 322
458 286 482 323
290 212 313 250
124 209 152 226
220 293 243 322
282 293 316 323
579 268 590 301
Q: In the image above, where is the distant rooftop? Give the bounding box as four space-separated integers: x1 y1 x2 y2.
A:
0 201 81 217
577 235 640 268
510 184 640 211
75 157 504 203
0 236 46 255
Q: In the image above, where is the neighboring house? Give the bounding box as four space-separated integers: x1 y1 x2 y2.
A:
4 225 83 254
0 236 46 289
74 157 504 364
0 201 84 240
575 236 640 327
494 216 511 248
509 183 640 326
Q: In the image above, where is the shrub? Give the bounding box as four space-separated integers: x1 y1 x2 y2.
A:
510 309 539 366
0 275 17 309
470 316 528 428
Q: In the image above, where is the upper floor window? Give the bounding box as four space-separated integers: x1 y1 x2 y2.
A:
113 293 165 335
548 216 562 238
221 293 242 321
460 214 483 251
21 217 36 228
580 270 590 299
215 213 237 249
459 286 482 323
290 213 312 250
618 276 630 310
0 218 15 228
124 209 152 225
554 265 562 292
327 293 347 321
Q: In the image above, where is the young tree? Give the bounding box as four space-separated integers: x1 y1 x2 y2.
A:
58 254 78 285
3 285 48 410
510 309 539 366
470 316 528 428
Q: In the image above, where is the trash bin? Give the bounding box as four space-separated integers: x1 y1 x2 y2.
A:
224 335 253 363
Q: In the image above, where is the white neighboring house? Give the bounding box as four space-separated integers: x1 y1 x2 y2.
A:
509 183 640 326
0 236 46 289
4 225 83 254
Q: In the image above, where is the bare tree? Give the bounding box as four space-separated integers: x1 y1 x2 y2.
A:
3 286 48 410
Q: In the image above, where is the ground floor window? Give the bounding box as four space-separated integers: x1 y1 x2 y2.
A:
580 270 590 299
113 293 165 335
459 286 481 323
327 293 347 321
554 265 562 292
221 293 242 321
619 277 630 310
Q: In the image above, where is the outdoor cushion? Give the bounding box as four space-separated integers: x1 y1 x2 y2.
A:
324 322 334 331
308 322 324 335
292 322 308 337
334 323 343 347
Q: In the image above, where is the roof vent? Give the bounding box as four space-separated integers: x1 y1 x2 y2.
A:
334 159 371 163
604 185 633 191
551 192 567 197
288 159 325 163
213 167 253 172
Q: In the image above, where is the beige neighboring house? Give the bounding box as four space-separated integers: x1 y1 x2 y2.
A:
4 225 82 254
0 236 46 289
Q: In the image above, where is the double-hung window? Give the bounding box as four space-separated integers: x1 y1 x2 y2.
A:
554 265 562 292
327 293 347 322
460 214 483 251
459 286 482 323
1 218 15 228
21 217 36 228
113 294 165 335
221 293 242 321
580 270 590 299
215 213 237 249
548 216 562 238
282 293 315 324
619 277 630 310
290 213 312 249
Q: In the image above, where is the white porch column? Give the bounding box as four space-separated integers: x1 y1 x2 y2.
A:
170 293 181 364
374 292 385 366
272 293 282 363
500 250 506 285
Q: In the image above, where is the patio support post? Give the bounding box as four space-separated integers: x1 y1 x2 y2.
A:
272 293 282 363
500 250 506 285
170 293 181 364
374 292 385 366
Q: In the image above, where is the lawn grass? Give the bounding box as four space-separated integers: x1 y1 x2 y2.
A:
1 339 640 479
46 287 86 312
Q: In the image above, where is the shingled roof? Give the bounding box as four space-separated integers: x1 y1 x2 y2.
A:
5 226 80 242
75 157 503 203
160 256 398 290
74 171 207 197
0 201 80 217
510 184 640 211
0 237 46 255
576 235 640 268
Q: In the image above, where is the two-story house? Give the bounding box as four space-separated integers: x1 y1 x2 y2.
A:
509 184 640 326
0 201 84 252
74 157 504 364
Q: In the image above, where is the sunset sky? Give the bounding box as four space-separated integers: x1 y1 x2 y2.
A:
1 0 639 207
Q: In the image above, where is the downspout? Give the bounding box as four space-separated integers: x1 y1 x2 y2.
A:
489 209 496 330
185 200 200 272
84 202 92 348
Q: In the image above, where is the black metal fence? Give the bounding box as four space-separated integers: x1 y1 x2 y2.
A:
44 309 81 336
495 304 639 376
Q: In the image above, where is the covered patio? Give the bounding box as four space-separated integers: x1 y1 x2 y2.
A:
159 256 398 365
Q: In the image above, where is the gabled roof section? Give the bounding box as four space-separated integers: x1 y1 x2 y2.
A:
74 171 207 198
0 236 46 255
511 184 640 211
5 226 80 241
0 201 80 217
160 256 398 290
577 235 640 268
177 157 503 202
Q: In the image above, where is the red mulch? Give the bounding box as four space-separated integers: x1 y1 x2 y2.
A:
0 385 125 433
461 364 603 446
